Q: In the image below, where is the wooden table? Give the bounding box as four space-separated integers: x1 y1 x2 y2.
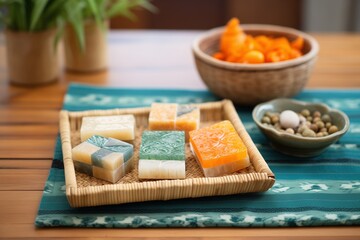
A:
0 30 359 239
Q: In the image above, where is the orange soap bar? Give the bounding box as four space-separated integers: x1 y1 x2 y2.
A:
189 120 250 177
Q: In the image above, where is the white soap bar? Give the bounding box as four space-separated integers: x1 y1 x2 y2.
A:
80 115 136 142
138 159 185 179
93 157 134 183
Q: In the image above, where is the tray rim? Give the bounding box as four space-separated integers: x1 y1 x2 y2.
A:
60 99 275 207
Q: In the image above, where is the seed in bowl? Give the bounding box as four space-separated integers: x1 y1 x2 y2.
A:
261 109 339 137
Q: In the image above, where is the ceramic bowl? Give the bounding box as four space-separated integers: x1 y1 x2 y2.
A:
252 98 350 157
192 24 319 105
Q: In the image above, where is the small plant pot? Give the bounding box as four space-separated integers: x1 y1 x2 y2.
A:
5 28 60 86
64 20 108 73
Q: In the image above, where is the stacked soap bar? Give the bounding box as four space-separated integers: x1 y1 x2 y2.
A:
189 120 250 177
72 135 134 183
80 115 135 142
138 131 186 179
148 103 200 137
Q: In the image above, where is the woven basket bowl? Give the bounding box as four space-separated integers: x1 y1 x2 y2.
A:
192 24 319 106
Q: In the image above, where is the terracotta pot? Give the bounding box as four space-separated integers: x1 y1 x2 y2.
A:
64 20 108 72
5 28 60 86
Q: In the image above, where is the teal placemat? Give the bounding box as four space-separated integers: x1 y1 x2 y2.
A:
35 84 360 227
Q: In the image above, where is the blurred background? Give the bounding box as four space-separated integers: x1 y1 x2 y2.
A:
0 0 359 32
109 0 360 32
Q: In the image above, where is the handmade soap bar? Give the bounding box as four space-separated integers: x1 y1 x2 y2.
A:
148 103 177 130
80 115 135 142
148 103 200 137
72 135 134 183
138 131 186 179
175 105 200 132
189 120 250 177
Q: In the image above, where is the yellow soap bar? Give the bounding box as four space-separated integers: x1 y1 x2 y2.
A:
176 105 200 132
148 103 200 138
80 115 135 142
189 120 250 177
148 103 177 130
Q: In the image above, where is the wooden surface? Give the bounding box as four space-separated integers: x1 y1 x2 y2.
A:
0 30 360 239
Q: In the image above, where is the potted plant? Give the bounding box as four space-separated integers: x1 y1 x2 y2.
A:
0 0 68 86
63 0 156 73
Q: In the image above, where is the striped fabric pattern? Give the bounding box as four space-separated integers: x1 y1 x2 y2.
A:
35 83 360 227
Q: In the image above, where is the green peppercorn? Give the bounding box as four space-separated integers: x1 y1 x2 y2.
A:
310 123 318 132
286 128 295 134
313 111 321 118
316 121 325 129
261 116 271 124
297 125 307 134
329 125 339 134
320 127 327 133
316 132 324 137
313 117 321 123
321 114 331 123
302 129 316 137
271 115 280 124
274 123 282 130
301 109 310 117
265 111 274 118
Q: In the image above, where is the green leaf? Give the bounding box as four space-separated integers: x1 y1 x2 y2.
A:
138 0 157 13
24 0 33 29
53 16 64 50
15 0 26 30
106 0 133 19
8 1 19 30
30 0 48 31
85 0 104 30
63 0 87 50
98 0 107 20
43 0 67 21
105 0 156 20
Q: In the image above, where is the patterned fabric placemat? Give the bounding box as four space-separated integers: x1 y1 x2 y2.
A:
35 83 360 227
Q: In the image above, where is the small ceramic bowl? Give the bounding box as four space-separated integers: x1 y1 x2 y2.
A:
252 98 350 157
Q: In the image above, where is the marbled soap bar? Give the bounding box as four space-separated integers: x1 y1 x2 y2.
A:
148 103 200 137
175 105 200 132
189 120 250 177
148 103 177 130
72 135 134 183
138 131 186 179
80 115 135 142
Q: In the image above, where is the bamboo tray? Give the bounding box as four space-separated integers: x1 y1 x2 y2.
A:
60 100 275 208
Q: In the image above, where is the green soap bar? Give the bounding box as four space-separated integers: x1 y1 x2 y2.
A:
140 131 185 160
87 135 133 163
